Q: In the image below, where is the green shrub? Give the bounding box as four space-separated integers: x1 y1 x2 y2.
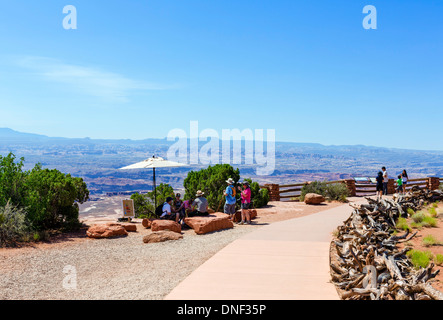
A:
131 192 154 218
422 234 439 247
435 254 443 266
407 208 415 216
407 250 434 269
148 183 175 208
243 178 270 208
300 181 349 203
396 217 411 232
184 164 241 210
410 222 423 229
300 181 327 201
326 183 350 202
0 153 89 232
131 183 174 218
428 207 438 218
421 215 437 228
24 164 89 231
0 153 27 208
33 232 40 242
0 202 29 247
33 230 50 242
411 212 425 223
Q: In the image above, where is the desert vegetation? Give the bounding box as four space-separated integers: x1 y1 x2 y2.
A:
183 164 269 211
300 180 349 203
0 153 89 247
130 183 175 218
130 164 270 218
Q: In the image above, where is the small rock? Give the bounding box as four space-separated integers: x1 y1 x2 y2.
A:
121 223 137 232
142 218 156 229
143 231 183 243
86 223 128 239
232 209 257 222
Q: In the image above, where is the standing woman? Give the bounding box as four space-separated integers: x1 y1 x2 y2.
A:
402 170 408 194
238 181 252 225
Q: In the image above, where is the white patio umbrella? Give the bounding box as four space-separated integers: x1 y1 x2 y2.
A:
119 155 187 209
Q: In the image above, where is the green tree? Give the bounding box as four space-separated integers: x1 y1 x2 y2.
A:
24 164 89 231
183 164 241 210
0 153 27 208
130 192 154 218
243 178 270 208
148 183 175 208
131 183 175 218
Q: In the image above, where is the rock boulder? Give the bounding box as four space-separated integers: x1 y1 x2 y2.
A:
143 231 183 243
142 218 156 229
86 223 128 239
151 219 182 234
121 223 137 232
304 193 326 205
232 209 257 222
185 212 234 235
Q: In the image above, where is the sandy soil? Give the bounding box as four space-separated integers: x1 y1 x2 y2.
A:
0 198 346 300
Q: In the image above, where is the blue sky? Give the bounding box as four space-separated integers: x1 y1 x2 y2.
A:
0 0 442 150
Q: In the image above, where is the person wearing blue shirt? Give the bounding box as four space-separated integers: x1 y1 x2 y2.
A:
224 178 237 221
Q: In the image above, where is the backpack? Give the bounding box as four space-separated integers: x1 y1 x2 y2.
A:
155 203 165 217
229 186 236 197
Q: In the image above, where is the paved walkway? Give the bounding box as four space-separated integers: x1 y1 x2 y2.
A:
165 198 366 300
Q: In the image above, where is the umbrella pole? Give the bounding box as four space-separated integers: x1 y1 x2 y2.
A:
153 167 157 208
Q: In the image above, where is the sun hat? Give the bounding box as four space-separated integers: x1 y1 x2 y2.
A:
226 178 235 184
242 181 250 186
195 190 205 197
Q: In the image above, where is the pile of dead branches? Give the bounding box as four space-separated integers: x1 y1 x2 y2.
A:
395 186 443 212
330 188 443 300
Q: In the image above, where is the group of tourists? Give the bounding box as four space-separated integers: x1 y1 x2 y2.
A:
158 190 209 225
375 166 409 200
158 178 253 226
223 178 252 225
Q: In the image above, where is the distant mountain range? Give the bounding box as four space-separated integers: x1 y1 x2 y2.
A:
0 127 169 145
2 127 443 154
1 127 442 195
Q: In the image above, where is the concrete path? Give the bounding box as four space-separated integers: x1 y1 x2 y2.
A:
165 198 366 300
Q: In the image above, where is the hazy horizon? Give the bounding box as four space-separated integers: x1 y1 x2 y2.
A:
2 126 443 153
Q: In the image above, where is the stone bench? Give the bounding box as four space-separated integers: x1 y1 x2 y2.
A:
151 219 182 234
184 212 234 235
86 223 128 239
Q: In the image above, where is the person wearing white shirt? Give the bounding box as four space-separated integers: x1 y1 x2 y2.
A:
382 166 388 195
160 197 179 222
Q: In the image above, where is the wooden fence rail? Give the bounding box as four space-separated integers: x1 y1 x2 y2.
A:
260 176 442 202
